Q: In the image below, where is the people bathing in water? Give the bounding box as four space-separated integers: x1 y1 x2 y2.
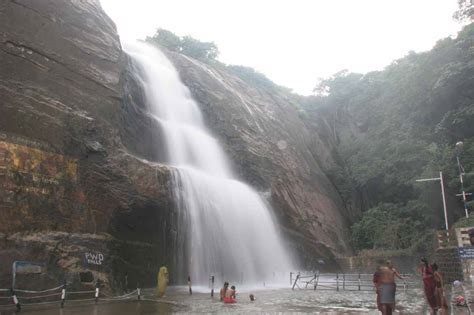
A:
374 260 404 315
219 282 237 303
223 285 237 303
219 282 229 301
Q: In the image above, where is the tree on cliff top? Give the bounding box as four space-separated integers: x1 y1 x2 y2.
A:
146 28 181 52
454 0 474 22
145 29 292 94
145 28 219 61
181 36 219 60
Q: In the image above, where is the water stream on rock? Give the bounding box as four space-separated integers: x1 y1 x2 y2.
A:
124 42 293 286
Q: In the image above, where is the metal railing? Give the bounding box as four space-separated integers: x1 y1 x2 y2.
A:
0 284 141 311
291 272 417 291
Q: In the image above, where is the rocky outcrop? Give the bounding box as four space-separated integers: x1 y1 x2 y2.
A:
0 0 353 291
165 54 352 265
0 0 176 290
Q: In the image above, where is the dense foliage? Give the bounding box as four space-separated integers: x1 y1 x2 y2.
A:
146 28 219 61
454 0 474 21
351 202 433 251
304 23 474 252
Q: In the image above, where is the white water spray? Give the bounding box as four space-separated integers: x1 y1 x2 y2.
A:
125 42 293 286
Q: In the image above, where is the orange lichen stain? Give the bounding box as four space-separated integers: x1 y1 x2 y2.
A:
0 141 78 183
67 160 77 179
76 190 87 203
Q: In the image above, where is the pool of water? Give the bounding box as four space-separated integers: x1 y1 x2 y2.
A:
0 285 470 314
162 286 427 313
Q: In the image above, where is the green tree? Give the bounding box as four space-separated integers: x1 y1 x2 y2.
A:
146 28 181 52
145 29 219 62
180 36 219 61
351 202 431 251
454 0 474 22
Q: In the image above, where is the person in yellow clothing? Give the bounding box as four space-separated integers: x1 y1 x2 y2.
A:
157 266 169 297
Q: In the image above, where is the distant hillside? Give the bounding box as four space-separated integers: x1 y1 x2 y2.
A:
303 23 474 252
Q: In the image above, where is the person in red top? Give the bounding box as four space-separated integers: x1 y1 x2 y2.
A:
432 263 448 314
419 258 437 313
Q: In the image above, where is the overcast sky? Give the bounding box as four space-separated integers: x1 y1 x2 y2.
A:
100 0 462 95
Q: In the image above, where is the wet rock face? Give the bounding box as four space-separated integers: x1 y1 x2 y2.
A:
0 0 352 289
165 54 352 263
0 0 175 290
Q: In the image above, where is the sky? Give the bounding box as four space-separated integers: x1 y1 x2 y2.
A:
100 0 462 95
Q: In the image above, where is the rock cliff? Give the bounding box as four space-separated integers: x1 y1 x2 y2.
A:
0 0 176 291
0 0 351 290
164 54 352 264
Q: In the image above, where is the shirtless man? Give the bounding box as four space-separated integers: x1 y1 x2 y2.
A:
377 260 404 315
219 282 229 301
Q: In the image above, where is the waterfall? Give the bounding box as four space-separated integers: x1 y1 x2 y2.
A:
124 42 293 286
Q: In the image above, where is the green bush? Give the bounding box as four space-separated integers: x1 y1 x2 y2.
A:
145 28 219 62
351 202 432 251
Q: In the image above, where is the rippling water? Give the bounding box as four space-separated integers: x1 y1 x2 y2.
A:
162 286 428 314
4 285 465 314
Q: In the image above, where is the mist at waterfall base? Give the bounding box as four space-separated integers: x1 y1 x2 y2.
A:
124 42 294 289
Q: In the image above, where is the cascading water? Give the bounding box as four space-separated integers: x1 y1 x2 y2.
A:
124 42 293 286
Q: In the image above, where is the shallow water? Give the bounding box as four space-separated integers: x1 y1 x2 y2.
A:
163 286 428 314
2 285 460 314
